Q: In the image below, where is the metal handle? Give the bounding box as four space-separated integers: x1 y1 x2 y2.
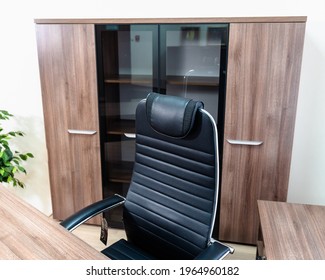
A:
124 133 136 139
68 129 97 135
227 139 263 146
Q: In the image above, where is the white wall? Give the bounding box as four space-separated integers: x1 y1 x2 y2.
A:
1 0 324 215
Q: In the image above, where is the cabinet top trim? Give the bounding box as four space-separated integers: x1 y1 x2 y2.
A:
34 16 307 24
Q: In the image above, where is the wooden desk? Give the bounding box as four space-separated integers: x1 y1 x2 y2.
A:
0 186 108 259
257 200 325 260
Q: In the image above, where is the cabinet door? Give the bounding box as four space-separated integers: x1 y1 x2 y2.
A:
36 24 102 224
96 24 159 227
160 24 228 125
219 22 305 244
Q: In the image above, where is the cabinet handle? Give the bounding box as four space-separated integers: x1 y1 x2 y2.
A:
67 129 97 135
124 133 136 139
227 139 263 146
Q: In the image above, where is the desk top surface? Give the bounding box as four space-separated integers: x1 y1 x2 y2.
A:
0 186 108 260
258 200 325 260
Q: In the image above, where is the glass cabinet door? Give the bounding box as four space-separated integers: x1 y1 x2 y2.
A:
96 24 158 227
96 23 228 228
160 24 228 125
159 24 228 236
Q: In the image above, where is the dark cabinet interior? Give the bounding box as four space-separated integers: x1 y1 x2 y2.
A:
95 23 229 228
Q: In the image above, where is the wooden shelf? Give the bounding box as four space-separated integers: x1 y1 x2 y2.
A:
107 119 135 135
104 75 152 85
167 75 219 87
105 75 219 86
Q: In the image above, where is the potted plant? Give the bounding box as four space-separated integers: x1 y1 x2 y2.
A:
0 110 34 188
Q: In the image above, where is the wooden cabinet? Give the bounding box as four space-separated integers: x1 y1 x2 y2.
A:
218 22 306 244
36 24 102 224
35 17 306 240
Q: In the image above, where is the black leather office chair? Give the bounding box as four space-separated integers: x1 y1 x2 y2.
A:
61 92 234 260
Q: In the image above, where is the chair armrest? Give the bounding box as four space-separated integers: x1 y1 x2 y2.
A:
60 194 125 231
194 240 234 260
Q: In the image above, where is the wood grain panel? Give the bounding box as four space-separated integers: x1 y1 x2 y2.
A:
36 24 102 224
0 186 107 259
258 200 325 259
219 22 306 244
34 16 307 24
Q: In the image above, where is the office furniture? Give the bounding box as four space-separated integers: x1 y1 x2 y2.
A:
257 200 325 259
218 21 306 244
95 23 228 228
0 185 108 259
35 24 102 225
35 17 306 244
62 93 234 260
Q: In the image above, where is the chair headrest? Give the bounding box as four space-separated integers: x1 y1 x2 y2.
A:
145 93 204 138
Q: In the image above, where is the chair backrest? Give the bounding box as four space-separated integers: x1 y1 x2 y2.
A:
123 92 219 259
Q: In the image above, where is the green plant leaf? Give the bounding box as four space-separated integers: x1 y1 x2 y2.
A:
0 110 13 120
18 166 26 174
19 154 28 161
18 181 25 188
1 140 9 146
2 152 9 162
0 109 33 188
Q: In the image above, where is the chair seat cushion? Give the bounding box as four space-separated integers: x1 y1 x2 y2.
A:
101 239 156 260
